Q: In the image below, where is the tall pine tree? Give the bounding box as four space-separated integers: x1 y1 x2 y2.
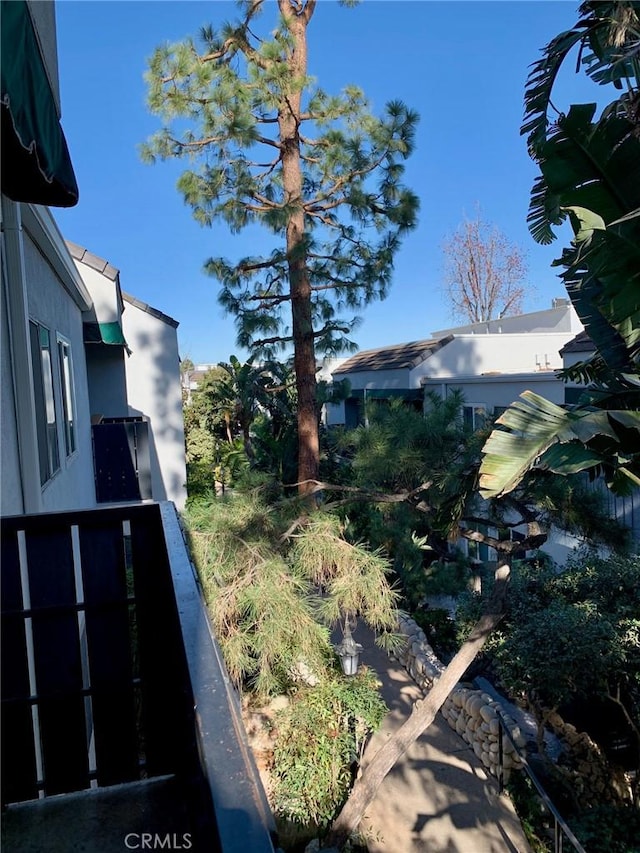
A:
142 0 419 493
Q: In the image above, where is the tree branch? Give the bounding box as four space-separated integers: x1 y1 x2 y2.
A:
290 479 434 507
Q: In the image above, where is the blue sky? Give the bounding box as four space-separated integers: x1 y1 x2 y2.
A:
53 1 602 364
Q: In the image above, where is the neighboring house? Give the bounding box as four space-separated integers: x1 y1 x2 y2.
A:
67 241 187 510
327 300 583 428
1 2 186 514
326 301 603 566
2 0 88 515
181 362 220 403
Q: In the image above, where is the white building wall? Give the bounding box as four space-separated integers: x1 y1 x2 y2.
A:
1 272 23 515
426 373 566 409
121 300 187 510
72 263 121 323
20 233 96 512
432 303 582 337
415 333 571 383
334 367 413 391
324 401 346 427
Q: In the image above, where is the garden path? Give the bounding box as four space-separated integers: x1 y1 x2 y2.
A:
352 623 533 853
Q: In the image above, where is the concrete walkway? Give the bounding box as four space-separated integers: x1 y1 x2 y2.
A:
352 624 532 853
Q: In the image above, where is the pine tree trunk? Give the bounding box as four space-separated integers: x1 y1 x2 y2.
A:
278 1 319 495
324 562 512 850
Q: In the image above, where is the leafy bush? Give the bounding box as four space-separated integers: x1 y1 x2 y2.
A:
185 460 215 501
413 607 458 658
505 772 555 853
271 669 387 830
571 804 640 853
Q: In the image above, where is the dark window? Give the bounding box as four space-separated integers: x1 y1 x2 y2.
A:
57 336 77 456
463 404 488 431
29 321 60 484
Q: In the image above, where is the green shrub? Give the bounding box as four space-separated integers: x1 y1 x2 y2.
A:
571 804 640 853
505 772 553 853
413 607 458 657
185 461 215 501
271 669 387 830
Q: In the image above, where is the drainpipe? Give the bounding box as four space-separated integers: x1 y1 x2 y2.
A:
1 196 42 513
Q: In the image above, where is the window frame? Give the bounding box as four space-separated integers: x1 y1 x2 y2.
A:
57 333 77 458
29 319 60 486
462 403 489 432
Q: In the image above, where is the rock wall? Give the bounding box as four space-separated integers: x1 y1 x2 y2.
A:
393 613 525 781
545 711 633 806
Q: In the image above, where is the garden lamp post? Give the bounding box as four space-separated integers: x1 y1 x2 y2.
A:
335 619 362 676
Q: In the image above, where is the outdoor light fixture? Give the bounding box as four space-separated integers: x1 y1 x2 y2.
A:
335 619 362 676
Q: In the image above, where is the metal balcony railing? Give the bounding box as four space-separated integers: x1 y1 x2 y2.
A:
1 501 277 853
496 712 586 853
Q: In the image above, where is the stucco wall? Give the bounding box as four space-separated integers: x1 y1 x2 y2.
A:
432 303 582 337
20 234 96 512
428 373 566 409
1 271 23 515
334 366 413 391
415 333 571 382
121 300 187 509
72 263 120 323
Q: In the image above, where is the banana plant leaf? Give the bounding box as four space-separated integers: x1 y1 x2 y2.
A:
479 390 640 498
527 104 640 245
525 99 640 370
522 1 640 154
557 222 640 370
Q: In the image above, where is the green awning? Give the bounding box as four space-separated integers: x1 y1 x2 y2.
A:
84 322 129 348
1 0 78 207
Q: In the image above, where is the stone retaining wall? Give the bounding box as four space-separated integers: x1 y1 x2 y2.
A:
393 614 525 781
545 711 632 806
392 614 634 805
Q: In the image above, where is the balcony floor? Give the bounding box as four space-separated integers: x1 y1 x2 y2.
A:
1 775 194 852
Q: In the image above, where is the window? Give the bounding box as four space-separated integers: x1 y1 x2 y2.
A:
57 335 77 456
463 404 488 431
29 321 60 485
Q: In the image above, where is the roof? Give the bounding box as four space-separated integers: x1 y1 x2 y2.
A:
333 337 452 374
559 331 595 355
66 240 179 328
66 240 119 281
123 292 179 329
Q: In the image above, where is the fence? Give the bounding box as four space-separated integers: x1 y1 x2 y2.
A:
496 712 587 853
1 502 276 852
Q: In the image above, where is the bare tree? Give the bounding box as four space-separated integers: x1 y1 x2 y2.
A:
442 210 527 323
